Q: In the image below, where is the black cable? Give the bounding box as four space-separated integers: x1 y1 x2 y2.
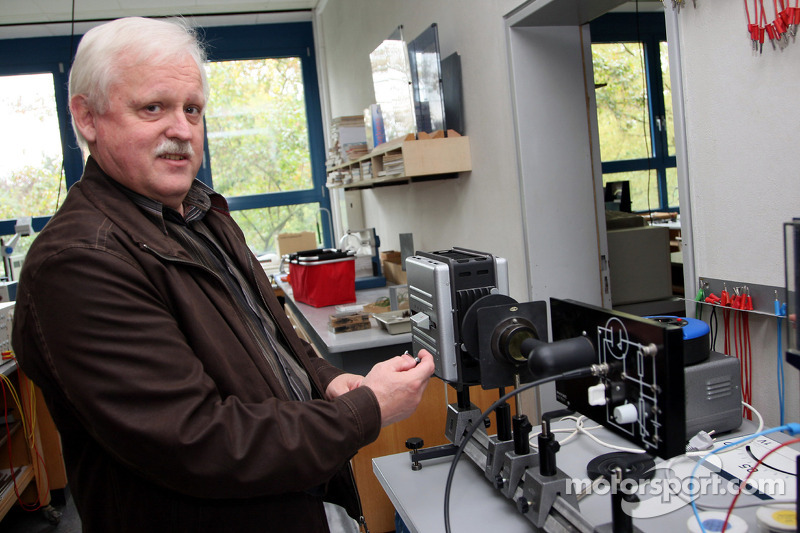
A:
68 0 76 64
632 0 656 220
443 367 594 533
710 306 718 351
745 445 796 476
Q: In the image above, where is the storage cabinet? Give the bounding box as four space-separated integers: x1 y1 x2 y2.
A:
326 131 471 190
350 383 514 532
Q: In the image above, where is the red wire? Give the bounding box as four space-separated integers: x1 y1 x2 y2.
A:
740 313 746 405
1 376 23 506
734 311 746 414
744 313 752 418
744 314 751 407
722 436 800 532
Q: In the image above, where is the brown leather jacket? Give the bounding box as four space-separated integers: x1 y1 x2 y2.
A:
12 157 380 532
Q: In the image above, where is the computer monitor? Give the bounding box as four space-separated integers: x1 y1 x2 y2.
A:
605 180 632 212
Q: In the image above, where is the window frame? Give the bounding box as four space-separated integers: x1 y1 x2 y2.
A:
0 21 332 245
590 12 677 213
0 34 81 235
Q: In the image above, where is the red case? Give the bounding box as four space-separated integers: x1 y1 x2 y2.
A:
289 250 356 308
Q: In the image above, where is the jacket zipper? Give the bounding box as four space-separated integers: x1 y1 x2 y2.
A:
245 253 369 530
347 462 369 533
139 242 292 397
143 242 369 528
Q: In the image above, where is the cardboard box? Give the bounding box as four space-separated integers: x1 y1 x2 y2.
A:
382 260 407 285
277 232 317 257
380 250 402 264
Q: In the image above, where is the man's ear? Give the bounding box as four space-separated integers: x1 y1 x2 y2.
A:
70 94 97 145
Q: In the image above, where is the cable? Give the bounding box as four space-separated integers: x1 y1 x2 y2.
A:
0 373 43 512
632 0 654 217
689 422 800 533
0 358 50 510
574 416 647 454
697 498 797 510
744 311 752 419
682 401 764 460
775 295 786 425
710 306 718 352
721 436 800 532
442 367 594 533
527 415 648 454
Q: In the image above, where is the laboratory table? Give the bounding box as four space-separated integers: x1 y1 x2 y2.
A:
276 277 411 375
374 418 799 533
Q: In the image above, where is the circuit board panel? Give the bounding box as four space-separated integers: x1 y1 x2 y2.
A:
552 298 686 459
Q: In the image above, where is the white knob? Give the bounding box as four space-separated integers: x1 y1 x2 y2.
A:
587 383 607 406
613 403 638 424
411 312 430 330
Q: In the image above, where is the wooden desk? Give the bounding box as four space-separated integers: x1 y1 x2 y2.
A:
277 278 510 532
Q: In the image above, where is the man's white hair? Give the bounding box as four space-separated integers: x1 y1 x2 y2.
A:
68 17 209 152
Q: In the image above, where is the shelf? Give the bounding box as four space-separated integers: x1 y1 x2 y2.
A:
0 464 32 520
326 131 471 190
0 421 21 450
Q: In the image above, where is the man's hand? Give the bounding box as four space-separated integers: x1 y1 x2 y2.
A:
360 349 435 427
325 373 363 400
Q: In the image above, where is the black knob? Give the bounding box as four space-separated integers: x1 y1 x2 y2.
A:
516 497 531 514
406 437 424 451
493 474 506 490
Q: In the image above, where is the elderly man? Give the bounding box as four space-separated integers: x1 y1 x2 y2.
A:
12 16 433 533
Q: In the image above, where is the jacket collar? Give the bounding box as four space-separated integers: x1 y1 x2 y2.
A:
77 156 231 259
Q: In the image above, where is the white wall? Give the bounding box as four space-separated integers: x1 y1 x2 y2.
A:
317 0 799 426
317 0 528 299
670 5 800 425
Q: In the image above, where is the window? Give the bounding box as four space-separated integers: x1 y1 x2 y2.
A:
0 21 330 255
0 72 68 257
204 55 325 254
201 23 331 255
591 13 677 213
0 73 67 220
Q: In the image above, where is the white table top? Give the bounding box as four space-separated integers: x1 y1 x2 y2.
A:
276 276 411 354
374 418 795 533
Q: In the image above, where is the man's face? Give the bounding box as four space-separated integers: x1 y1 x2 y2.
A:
83 53 206 212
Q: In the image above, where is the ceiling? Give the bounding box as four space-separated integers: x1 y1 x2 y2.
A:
1 0 663 39
1 0 319 38
3 0 663 26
